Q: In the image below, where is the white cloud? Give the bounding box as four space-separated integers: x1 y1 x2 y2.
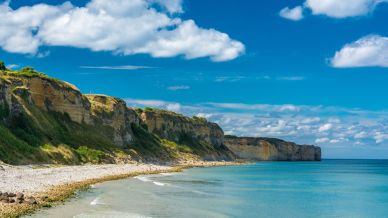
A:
125 98 169 107
329 139 341 144
374 132 388 143
134 20 245 62
277 76 305 81
207 103 301 112
0 0 244 61
80 65 154 70
167 85 190 91
319 123 333 132
305 0 387 18
355 131 368 139
315 137 330 143
279 6 304 21
6 64 19 69
166 103 181 112
282 0 388 20
331 35 388 68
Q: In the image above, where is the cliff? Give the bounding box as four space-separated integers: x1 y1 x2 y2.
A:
224 135 321 161
140 109 235 160
0 63 234 164
0 61 321 164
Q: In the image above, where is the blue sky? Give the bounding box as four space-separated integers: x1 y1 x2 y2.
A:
1 0 388 158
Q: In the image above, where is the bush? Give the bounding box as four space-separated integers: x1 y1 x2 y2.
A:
0 61 6 71
192 116 207 124
144 107 154 112
76 146 106 163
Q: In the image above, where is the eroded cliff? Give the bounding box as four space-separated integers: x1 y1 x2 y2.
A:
224 135 321 161
0 64 235 164
139 109 235 160
0 62 321 164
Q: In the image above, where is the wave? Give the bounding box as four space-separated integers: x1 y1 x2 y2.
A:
90 197 102 206
159 172 177 176
153 181 166 186
134 176 151 182
74 211 152 218
135 175 169 187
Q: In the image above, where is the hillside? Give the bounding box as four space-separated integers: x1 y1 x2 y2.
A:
0 61 320 164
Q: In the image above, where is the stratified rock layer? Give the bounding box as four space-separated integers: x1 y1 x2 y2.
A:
140 110 235 160
224 135 321 161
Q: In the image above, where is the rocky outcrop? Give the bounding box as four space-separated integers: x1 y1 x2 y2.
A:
224 135 321 161
86 94 140 146
140 110 224 147
140 110 235 160
3 73 92 124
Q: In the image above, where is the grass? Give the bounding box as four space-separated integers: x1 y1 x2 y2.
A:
76 146 106 163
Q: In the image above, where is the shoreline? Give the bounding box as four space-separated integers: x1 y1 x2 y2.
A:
0 161 243 218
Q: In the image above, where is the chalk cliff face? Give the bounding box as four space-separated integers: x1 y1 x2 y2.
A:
224 136 321 161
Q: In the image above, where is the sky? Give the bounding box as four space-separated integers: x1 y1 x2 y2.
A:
1 0 388 158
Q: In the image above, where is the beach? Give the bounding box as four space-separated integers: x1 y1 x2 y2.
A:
0 161 238 218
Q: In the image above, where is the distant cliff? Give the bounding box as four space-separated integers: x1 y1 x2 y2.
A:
224 135 321 161
0 61 321 164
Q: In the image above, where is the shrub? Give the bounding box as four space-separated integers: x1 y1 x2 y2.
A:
144 107 154 112
76 146 106 163
0 61 6 71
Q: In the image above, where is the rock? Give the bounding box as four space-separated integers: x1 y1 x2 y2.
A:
16 199 23 204
26 197 37 205
16 192 24 200
7 192 16 197
8 198 15 203
1 198 9 203
140 109 235 160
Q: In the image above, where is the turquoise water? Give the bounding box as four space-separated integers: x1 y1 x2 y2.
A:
29 160 388 218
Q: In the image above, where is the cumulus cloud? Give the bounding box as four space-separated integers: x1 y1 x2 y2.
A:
374 132 388 143
319 123 333 132
0 0 244 61
279 6 304 21
281 0 388 20
331 35 388 68
305 0 387 18
315 138 330 144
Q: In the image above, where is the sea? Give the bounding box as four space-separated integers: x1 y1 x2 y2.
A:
28 160 388 218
